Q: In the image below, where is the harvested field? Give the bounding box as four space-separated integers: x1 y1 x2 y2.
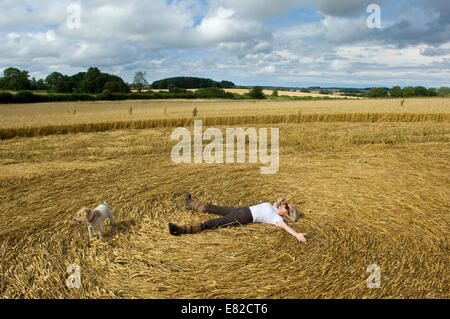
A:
0 97 449 129
222 88 358 98
1 112 449 140
145 88 359 98
0 118 449 299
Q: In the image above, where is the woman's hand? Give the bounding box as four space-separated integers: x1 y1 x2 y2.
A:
296 233 308 243
276 221 308 244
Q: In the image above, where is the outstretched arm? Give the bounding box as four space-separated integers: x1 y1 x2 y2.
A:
276 220 307 243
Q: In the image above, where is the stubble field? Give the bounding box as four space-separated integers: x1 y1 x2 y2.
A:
0 98 449 298
1 97 448 129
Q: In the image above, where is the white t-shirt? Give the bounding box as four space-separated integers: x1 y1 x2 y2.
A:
249 203 283 225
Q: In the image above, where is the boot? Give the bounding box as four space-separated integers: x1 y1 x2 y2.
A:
169 222 205 236
185 194 208 212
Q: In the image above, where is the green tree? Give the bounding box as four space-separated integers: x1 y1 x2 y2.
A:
47 68 127 94
413 86 428 97
81 67 102 93
151 77 234 89
2 67 31 91
437 87 450 97
319 89 332 95
46 72 73 93
218 80 235 88
104 80 126 93
249 86 266 99
427 88 437 97
133 71 149 93
389 86 402 98
45 72 65 92
367 87 388 98
31 78 47 90
168 85 187 94
401 86 416 97
271 89 279 97
194 87 233 99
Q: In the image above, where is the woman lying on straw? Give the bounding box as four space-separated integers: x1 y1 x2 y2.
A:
168 194 307 243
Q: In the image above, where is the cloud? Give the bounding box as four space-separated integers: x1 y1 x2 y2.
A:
316 0 387 17
217 40 273 57
0 0 448 87
314 0 450 49
421 46 450 57
0 0 67 29
192 7 269 46
209 0 311 19
414 0 450 25
58 0 197 48
320 15 371 45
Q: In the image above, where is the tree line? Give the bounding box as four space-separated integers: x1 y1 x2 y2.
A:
367 86 449 98
0 67 130 94
150 77 235 90
1 66 448 102
0 67 236 94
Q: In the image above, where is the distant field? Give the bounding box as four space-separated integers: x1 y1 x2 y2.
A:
142 88 359 98
224 88 358 98
0 97 449 129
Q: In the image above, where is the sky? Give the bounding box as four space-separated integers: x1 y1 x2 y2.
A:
0 0 449 88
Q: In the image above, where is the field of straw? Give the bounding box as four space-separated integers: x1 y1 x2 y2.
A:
143 88 357 98
222 88 359 98
0 98 449 299
1 97 449 130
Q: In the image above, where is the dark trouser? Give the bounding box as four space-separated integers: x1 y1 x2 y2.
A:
202 204 253 230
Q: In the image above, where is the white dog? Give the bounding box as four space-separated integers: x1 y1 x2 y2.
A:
75 203 115 240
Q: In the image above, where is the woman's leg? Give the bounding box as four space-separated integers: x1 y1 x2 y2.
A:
203 204 238 216
203 207 253 230
169 207 253 236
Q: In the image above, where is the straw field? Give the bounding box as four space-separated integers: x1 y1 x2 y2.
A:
142 88 358 98
0 98 449 299
1 97 449 129
221 88 358 98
